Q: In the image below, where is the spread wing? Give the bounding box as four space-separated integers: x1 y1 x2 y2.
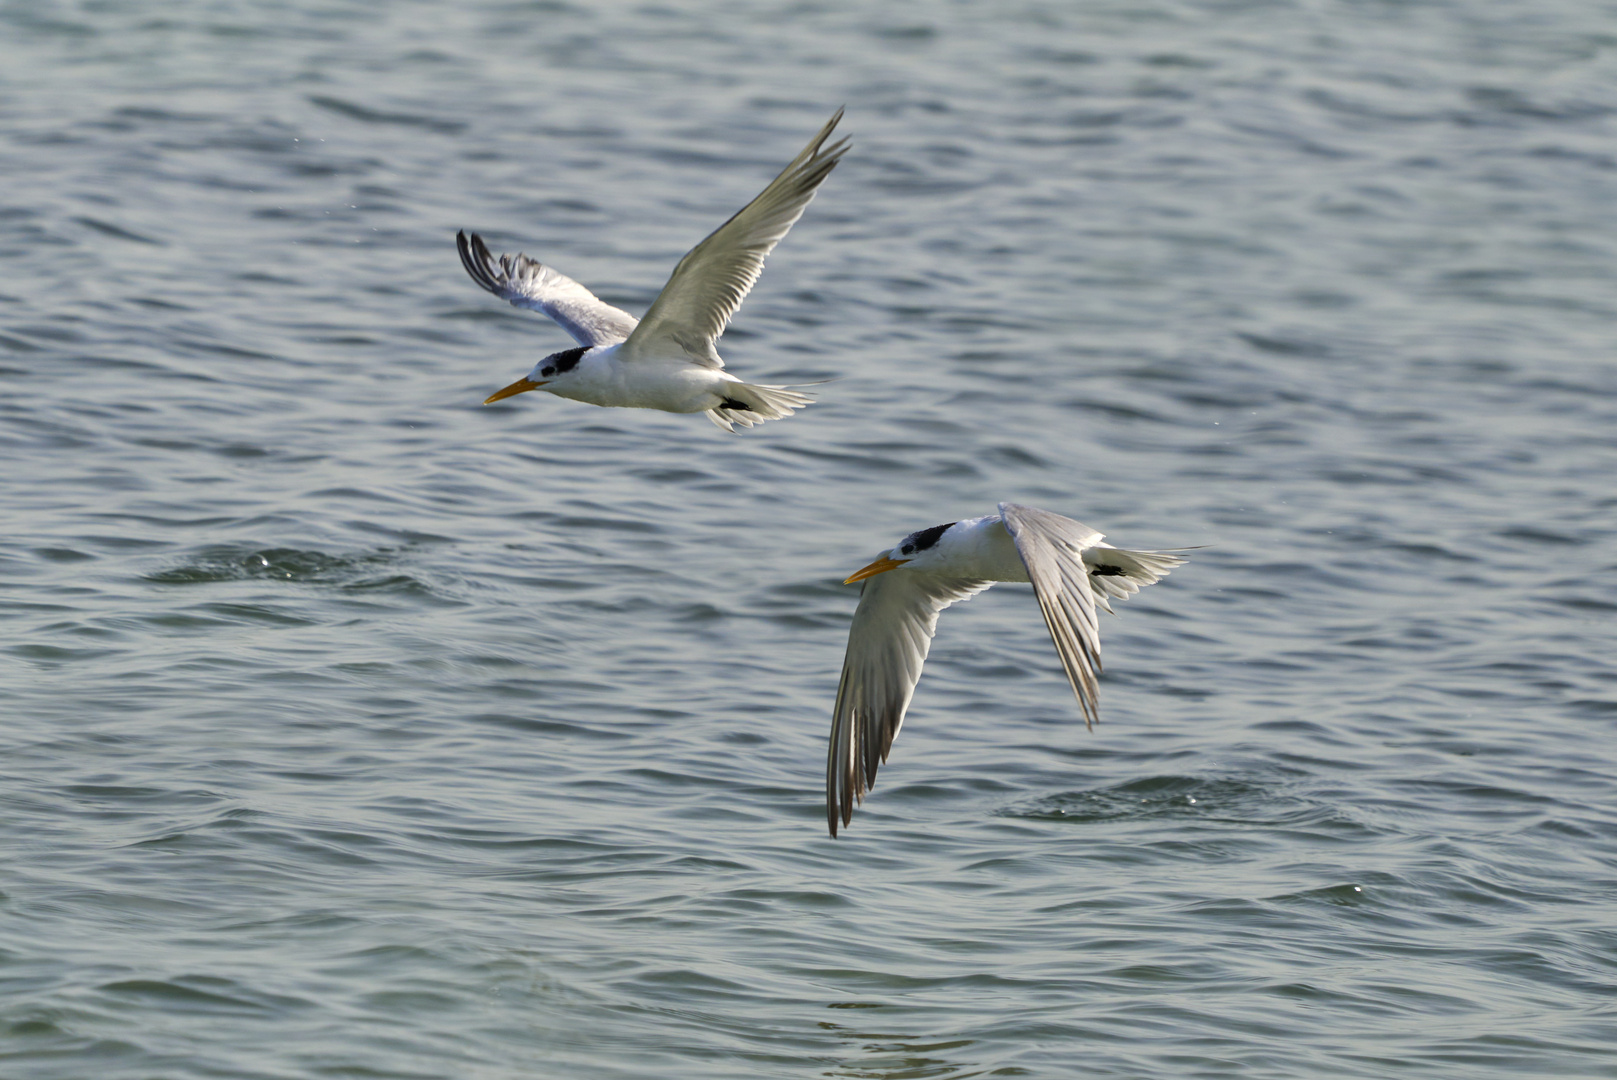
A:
999 503 1108 729
623 109 848 368
456 230 639 348
827 566 992 836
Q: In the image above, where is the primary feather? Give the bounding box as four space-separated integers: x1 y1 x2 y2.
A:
624 109 849 368
456 230 639 348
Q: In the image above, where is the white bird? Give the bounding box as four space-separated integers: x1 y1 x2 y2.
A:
827 502 1187 836
459 110 848 432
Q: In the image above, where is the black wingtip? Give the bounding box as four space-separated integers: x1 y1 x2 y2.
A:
455 228 477 277
456 229 506 297
804 108 850 166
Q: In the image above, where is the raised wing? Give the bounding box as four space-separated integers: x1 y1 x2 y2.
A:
827 566 991 836
456 230 639 348
624 109 849 368
999 502 1107 729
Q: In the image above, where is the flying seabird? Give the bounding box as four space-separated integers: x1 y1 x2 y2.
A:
827 502 1187 836
459 110 848 431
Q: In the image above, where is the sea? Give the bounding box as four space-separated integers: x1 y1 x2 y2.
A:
3 1 1616 1077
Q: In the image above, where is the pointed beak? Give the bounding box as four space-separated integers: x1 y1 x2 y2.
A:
483 377 547 404
844 555 908 584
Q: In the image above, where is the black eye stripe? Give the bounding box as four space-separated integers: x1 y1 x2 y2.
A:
543 346 588 375
901 522 954 554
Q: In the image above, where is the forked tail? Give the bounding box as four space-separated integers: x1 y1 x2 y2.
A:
704 382 815 432
1083 546 1188 613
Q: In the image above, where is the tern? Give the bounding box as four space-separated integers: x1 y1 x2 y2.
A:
459 110 848 432
827 502 1187 836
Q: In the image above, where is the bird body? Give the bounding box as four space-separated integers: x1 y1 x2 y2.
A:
859 512 1034 584
496 341 814 421
460 110 847 431
828 502 1186 836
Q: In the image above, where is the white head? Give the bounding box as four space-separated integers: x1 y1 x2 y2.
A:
844 520 958 582
484 346 590 404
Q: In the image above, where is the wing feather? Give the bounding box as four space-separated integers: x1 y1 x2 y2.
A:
826 567 990 836
624 110 848 368
456 230 639 348
999 503 1107 729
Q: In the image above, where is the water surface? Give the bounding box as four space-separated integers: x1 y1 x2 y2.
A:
3 2 1616 1077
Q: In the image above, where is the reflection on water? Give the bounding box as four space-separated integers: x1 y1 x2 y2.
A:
822 1009 980 1079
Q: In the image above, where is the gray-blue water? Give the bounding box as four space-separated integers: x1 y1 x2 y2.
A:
4 2 1616 1077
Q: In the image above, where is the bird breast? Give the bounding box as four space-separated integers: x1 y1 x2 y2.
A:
546 350 723 413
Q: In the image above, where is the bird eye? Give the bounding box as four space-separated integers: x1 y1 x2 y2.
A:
540 366 556 377
901 544 914 555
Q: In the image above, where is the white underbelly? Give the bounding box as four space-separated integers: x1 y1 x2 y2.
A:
556 361 732 414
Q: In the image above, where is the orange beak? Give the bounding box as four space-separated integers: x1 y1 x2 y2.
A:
483 377 548 404
844 555 907 584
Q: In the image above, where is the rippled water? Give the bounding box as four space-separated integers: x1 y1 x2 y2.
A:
4 2 1617 1077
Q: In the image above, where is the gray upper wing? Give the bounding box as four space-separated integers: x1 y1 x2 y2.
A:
827 566 991 836
457 230 639 348
999 502 1107 729
623 110 848 369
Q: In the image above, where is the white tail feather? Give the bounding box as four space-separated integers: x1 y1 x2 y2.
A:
704 382 815 432
1083 546 1186 613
